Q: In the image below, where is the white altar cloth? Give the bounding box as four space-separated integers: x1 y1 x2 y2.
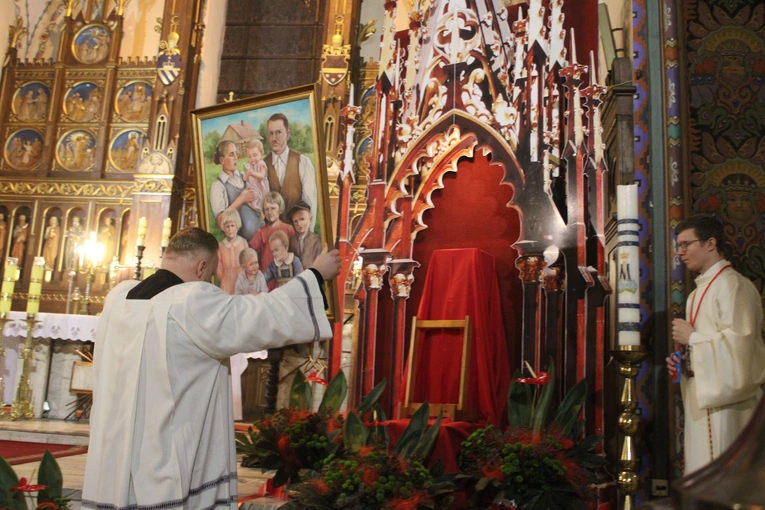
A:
2 312 100 407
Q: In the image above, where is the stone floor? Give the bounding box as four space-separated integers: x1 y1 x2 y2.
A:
0 419 287 509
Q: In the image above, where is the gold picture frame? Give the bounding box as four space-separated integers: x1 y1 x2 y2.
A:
190 83 338 322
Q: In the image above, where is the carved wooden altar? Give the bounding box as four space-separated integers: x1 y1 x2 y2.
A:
335 0 611 436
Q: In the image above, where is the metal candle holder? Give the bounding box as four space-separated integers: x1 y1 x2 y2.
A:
612 344 649 509
11 314 41 420
134 244 145 280
0 312 12 419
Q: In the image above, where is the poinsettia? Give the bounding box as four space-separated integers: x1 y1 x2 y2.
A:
457 359 608 510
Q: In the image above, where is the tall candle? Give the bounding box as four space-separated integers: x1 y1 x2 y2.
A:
161 218 172 248
26 257 45 316
616 184 640 346
137 217 147 247
0 258 19 315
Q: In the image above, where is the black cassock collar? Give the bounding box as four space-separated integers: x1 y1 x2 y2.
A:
126 269 184 300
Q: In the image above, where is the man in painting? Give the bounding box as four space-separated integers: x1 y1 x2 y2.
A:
263 113 318 230
82 227 340 508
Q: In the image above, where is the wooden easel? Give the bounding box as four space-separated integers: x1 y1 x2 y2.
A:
397 315 476 421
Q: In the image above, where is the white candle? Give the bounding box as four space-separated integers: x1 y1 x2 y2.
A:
161 218 172 248
136 217 147 247
0 258 19 315
616 184 640 346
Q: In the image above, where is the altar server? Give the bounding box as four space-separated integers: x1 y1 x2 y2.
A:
82 227 339 509
668 214 765 473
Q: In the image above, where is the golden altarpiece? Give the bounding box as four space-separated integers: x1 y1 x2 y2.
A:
0 1 204 312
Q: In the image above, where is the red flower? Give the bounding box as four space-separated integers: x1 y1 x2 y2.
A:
386 490 430 510
480 461 506 480
514 372 549 385
305 371 329 386
10 477 47 492
360 467 380 487
277 435 292 456
310 479 331 495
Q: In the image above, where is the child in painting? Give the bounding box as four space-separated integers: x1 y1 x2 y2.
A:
242 140 270 216
264 230 304 289
288 201 322 269
216 209 248 294
248 191 295 291
235 248 268 296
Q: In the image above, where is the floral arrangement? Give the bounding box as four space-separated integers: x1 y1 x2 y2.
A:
0 451 70 510
282 398 455 510
457 361 607 510
236 370 348 488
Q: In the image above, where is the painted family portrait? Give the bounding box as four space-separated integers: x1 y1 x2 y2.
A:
190 84 337 319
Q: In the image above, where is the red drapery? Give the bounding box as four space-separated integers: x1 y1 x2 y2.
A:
398 248 511 428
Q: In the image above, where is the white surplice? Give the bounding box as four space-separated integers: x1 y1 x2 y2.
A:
82 271 331 509
680 260 765 474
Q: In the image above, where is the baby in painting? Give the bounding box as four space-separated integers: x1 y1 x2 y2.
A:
264 230 303 288
235 248 268 296
216 209 248 294
242 140 270 216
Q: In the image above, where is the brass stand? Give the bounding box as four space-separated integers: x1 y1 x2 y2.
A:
613 345 649 510
79 265 96 315
11 314 41 420
0 313 12 419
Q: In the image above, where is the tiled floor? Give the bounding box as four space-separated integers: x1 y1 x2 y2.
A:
1 419 285 509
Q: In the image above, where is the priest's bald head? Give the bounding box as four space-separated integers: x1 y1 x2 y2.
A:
161 227 219 282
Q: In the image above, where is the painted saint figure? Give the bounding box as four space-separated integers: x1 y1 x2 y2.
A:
11 215 29 262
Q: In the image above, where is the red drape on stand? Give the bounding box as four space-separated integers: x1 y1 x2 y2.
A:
397 248 511 428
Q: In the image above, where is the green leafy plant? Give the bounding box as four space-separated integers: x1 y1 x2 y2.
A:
283 401 455 510
0 451 70 510
236 370 348 488
457 360 607 510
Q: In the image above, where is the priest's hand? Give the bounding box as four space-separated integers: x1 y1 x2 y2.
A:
311 249 341 281
672 318 694 345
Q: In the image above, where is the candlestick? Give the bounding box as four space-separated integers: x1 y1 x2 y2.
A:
26 257 45 316
11 315 41 420
616 184 640 346
1 258 19 315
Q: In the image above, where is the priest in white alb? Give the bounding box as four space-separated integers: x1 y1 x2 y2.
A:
668 214 765 474
82 228 340 509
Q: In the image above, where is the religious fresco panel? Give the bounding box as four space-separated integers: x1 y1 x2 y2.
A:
114 81 153 123
55 128 98 172
72 24 112 65
3 128 44 171
11 82 51 123
107 128 147 172
63 81 104 123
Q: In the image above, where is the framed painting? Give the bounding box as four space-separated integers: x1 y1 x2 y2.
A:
190 83 338 321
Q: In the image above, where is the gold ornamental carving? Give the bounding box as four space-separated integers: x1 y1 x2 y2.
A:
0 178 172 199
517 255 545 284
390 272 414 298
362 264 387 290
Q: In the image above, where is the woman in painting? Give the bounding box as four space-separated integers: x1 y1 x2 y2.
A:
18 90 37 121
11 214 29 262
42 216 61 269
209 139 263 242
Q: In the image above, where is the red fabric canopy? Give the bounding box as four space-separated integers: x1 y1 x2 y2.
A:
398 248 511 427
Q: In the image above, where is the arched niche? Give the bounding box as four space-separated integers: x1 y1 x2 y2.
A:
10 206 33 274
0 205 10 262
